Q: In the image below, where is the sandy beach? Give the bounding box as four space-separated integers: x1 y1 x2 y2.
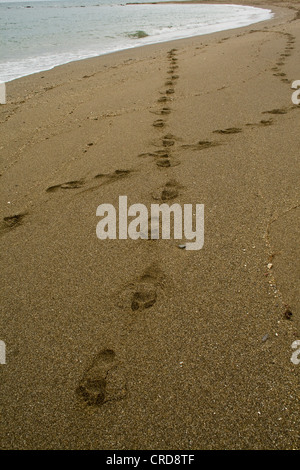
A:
0 0 299 450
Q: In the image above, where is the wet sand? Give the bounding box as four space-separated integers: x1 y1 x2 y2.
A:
0 0 299 450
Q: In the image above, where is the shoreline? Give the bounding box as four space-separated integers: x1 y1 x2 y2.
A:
1 1 280 88
1 0 299 450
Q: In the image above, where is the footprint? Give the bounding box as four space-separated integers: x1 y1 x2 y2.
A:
138 150 169 159
262 108 288 115
95 169 131 182
162 133 179 147
118 265 163 311
156 159 171 168
246 119 273 127
259 119 274 126
156 158 180 168
1 213 27 234
158 96 170 103
46 180 85 192
74 170 132 195
154 107 171 116
166 88 175 95
168 48 178 55
213 127 242 134
153 119 165 128
152 179 182 201
94 173 107 179
131 265 164 310
76 349 127 407
181 140 220 151
131 284 157 311
162 138 175 147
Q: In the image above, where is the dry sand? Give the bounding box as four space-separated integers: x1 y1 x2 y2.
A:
0 0 299 450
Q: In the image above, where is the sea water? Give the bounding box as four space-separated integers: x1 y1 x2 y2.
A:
0 0 273 82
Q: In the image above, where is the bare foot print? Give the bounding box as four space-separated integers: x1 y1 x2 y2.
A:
138 150 169 158
118 265 163 311
46 179 85 192
158 96 170 103
153 119 165 128
181 140 220 151
76 349 127 407
152 179 182 201
94 169 132 184
156 158 180 168
213 127 242 134
131 265 164 310
162 133 180 148
246 119 273 127
262 108 288 115
1 213 27 234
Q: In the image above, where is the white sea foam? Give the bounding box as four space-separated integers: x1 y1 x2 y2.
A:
0 1 273 82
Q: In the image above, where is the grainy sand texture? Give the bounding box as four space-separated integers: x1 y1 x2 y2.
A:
0 0 299 450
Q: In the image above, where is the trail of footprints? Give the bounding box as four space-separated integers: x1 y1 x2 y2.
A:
76 38 298 407
271 31 296 83
46 169 132 194
76 49 185 408
3 33 297 237
2 39 298 407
